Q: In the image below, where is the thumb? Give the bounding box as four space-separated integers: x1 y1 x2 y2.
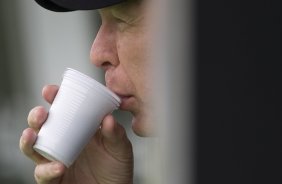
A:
100 115 132 155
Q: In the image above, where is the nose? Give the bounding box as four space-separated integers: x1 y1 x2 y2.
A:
90 23 119 70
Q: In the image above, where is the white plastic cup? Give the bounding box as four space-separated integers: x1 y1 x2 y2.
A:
33 68 121 167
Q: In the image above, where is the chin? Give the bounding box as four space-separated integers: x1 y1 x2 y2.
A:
131 115 155 137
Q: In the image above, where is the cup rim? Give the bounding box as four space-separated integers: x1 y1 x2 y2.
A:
64 68 121 105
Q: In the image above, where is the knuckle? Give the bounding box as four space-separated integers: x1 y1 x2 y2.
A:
27 109 34 124
34 169 42 184
19 129 29 149
34 165 47 184
19 136 25 153
27 107 39 124
19 128 36 155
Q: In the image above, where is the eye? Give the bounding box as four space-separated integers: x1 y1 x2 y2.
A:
114 16 126 23
113 13 132 25
112 15 132 32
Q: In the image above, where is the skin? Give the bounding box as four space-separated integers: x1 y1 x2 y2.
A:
19 0 153 183
91 0 154 137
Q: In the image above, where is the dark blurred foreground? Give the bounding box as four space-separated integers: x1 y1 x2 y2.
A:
196 0 282 183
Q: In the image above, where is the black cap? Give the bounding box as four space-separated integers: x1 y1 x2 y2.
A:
34 0 125 12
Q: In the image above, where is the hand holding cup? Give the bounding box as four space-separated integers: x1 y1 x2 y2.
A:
19 69 133 184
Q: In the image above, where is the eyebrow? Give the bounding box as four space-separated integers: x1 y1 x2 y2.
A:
111 0 143 19
98 0 143 23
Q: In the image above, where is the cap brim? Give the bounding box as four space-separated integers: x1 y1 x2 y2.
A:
35 0 125 12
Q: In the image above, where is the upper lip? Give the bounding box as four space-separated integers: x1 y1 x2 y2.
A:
104 72 133 100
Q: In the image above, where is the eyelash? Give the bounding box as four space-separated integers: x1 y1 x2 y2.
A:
114 14 133 26
114 16 126 23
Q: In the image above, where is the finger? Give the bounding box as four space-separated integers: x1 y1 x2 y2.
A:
34 161 65 184
101 115 123 143
42 85 59 104
100 115 132 153
27 106 48 131
19 128 48 164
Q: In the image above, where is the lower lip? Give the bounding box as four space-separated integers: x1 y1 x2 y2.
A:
119 96 134 110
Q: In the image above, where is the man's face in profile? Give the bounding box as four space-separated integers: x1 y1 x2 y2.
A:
90 0 154 136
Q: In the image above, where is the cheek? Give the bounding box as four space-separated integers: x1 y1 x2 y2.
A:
119 40 149 93
116 27 152 100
